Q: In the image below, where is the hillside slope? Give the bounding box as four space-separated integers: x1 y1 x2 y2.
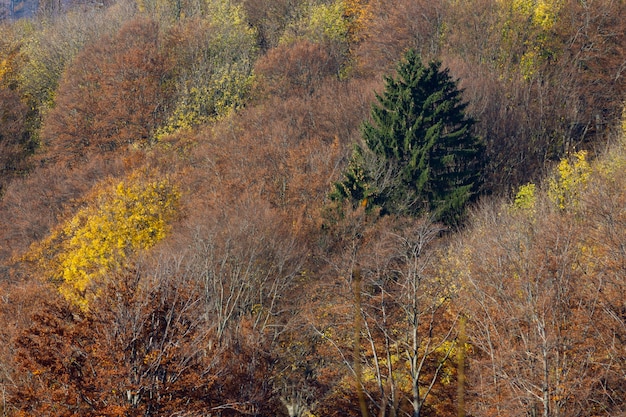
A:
0 0 624 415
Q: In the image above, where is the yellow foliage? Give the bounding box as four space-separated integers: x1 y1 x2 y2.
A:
0 58 9 83
26 172 179 310
155 66 254 139
0 27 27 89
577 243 599 275
507 0 561 30
155 1 256 138
498 0 562 79
343 0 372 44
281 1 348 45
519 48 539 80
432 339 460 386
509 0 533 16
0 43 23 88
532 0 560 29
143 350 160 365
205 0 249 27
548 150 591 210
310 2 349 42
512 182 537 213
281 0 372 46
16 11 110 111
590 107 626 176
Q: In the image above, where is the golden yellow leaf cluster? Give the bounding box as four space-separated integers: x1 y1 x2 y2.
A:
26 172 180 310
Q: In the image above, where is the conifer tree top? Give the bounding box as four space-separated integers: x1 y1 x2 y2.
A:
333 49 485 225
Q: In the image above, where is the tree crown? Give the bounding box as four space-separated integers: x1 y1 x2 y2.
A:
333 49 484 225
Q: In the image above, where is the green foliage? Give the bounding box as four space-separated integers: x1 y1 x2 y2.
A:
0 0 624 415
26 172 179 310
333 49 484 225
331 145 377 210
548 150 591 210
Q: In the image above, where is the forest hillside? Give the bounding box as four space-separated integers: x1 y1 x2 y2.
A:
0 0 624 415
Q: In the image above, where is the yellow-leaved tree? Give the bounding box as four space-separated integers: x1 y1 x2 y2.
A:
548 150 591 210
278 0 371 76
155 0 257 138
343 0 371 45
25 172 180 310
497 0 562 79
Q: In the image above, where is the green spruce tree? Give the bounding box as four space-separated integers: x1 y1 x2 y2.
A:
333 49 484 225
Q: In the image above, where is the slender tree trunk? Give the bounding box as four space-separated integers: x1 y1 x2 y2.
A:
457 315 466 417
410 310 421 417
353 269 369 417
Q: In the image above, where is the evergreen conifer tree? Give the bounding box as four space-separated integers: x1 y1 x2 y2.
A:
333 49 484 225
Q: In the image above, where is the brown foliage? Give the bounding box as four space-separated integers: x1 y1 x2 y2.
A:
446 58 555 191
40 17 172 166
353 0 625 194
555 0 626 135
307 210 460 417
145 189 312 414
2 1 625 415
448 0 626 192
457 179 626 416
240 0 305 51
12 291 98 416
0 87 31 195
87 265 217 416
11 264 216 416
0 280 48 416
355 0 448 77
577 155 626 414
183 75 376 229
255 39 342 99
0 30 33 194
9 204 308 415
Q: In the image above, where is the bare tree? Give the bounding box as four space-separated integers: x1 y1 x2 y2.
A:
313 212 460 417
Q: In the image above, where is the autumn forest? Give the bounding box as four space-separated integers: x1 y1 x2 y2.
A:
0 0 624 415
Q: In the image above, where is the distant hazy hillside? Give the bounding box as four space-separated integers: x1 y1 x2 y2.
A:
0 0 97 19
0 0 37 19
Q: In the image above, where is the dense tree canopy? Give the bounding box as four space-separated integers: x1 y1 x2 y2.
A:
0 0 624 415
